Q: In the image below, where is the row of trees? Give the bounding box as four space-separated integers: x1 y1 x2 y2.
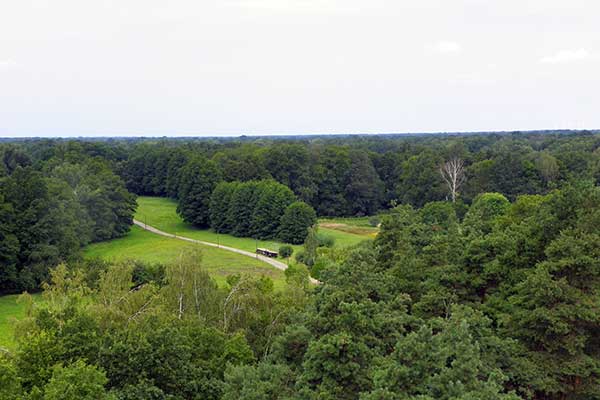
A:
172 157 318 243
119 132 600 215
0 145 136 294
209 180 317 243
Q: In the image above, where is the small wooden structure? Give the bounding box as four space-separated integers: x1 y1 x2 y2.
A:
256 248 278 258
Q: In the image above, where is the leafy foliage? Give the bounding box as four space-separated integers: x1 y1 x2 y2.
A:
176 157 222 227
278 201 317 244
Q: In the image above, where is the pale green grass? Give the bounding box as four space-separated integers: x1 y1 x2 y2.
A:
135 197 301 254
318 216 377 228
0 293 42 349
318 227 374 248
84 226 286 290
318 217 379 245
135 196 373 251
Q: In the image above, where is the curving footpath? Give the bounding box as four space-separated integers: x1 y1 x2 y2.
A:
133 220 319 285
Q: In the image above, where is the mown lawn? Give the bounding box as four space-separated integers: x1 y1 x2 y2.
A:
84 226 286 290
318 216 377 228
135 196 374 250
317 216 379 247
318 226 375 247
135 197 301 254
0 293 42 349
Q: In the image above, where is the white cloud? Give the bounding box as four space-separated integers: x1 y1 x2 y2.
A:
434 41 462 54
0 59 17 68
540 48 590 64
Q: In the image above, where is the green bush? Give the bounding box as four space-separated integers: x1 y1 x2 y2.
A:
294 250 307 265
279 245 293 258
316 233 335 248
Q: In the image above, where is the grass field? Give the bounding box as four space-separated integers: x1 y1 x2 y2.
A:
135 197 302 254
135 196 375 251
84 226 286 289
3 198 378 349
0 293 42 349
319 216 377 228
84 196 376 290
318 216 379 246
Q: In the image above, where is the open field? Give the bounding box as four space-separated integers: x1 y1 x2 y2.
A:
135 196 375 250
135 196 302 254
318 216 377 228
84 226 287 289
83 196 375 291
318 216 379 247
318 226 376 247
0 293 42 349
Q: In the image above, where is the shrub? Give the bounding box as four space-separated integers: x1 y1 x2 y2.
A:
310 257 331 280
279 245 294 258
294 250 307 265
316 233 335 248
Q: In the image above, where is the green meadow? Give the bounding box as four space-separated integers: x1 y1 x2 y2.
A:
1 196 376 341
134 196 302 253
135 196 374 251
84 226 286 289
0 293 42 349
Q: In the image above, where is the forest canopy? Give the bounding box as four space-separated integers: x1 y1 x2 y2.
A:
1 131 600 400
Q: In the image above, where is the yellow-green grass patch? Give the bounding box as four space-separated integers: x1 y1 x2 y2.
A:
0 293 42 349
135 196 373 251
135 196 301 255
84 226 286 290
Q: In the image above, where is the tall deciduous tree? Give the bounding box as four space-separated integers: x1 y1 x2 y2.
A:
344 150 384 215
209 181 239 233
177 157 222 227
251 181 296 239
228 181 262 237
440 157 466 202
396 150 446 207
43 361 110 400
278 201 317 244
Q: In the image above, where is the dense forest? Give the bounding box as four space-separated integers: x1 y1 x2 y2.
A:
1 131 600 399
118 131 600 215
0 143 135 294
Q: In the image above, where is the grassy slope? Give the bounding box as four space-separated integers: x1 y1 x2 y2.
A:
3 199 376 349
135 197 302 254
84 226 286 289
0 293 41 349
135 196 374 250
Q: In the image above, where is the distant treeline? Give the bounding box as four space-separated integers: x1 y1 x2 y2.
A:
117 131 600 216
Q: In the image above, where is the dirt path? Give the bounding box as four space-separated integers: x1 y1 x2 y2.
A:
133 220 319 284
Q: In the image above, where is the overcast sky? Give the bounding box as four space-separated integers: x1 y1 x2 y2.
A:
1 0 599 137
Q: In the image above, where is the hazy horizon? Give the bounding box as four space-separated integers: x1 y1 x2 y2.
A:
2 0 599 138
1 128 599 140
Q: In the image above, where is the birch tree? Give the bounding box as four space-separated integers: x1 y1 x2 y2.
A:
440 157 466 203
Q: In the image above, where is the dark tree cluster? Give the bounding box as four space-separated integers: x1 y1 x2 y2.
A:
209 179 316 243
0 144 136 294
